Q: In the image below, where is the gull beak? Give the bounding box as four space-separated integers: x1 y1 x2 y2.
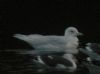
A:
77 32 83 36
86 43 91 46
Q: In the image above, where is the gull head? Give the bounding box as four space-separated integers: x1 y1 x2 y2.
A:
64 27 83 37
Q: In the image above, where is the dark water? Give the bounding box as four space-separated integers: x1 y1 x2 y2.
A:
0 50 100 74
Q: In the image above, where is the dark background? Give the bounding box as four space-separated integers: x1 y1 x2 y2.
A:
1 0 100 49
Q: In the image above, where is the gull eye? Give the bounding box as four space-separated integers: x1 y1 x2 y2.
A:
70 30 74 33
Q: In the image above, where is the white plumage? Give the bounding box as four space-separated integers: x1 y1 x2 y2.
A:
14 27 82 54
13 27 82 72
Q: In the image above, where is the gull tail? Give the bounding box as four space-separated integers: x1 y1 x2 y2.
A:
13 34 29 41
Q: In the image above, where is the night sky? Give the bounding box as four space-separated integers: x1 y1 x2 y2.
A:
1 0 100 49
